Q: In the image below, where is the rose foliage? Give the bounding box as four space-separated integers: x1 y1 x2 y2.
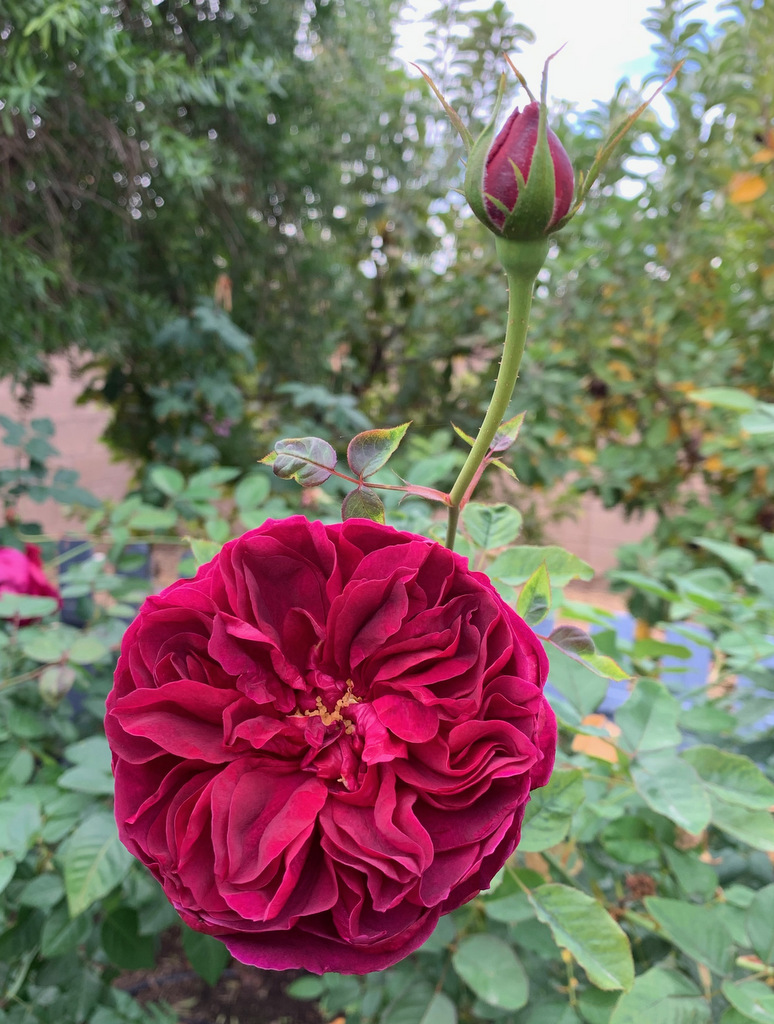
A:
105 516 556 974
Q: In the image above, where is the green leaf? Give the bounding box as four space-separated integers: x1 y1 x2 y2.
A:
527 884 634 991
346 422 410 478
632 638 691 660
517 562 551 625
0 857 16 896
750 563 774 602
18 624 76 663
341 487 386 523
691 538 757 575
709 795 774 852
68 633 110 665
127 505 178 532
380 980 456 1024
578 988 619 1024
688 387 757 411
483 885 534 925
0 593 60 620
181 925 230 986
187 467 242 491
546 647 610 719
740 407 774 435
101 908 156 970
600 817 660 864
19 873 65 909
58 766 114 796
286 977 326 1001
60 811 134 916
721 981 774 1023
491 411 526 450
609 967 710 1024
188 537 222 567
644 897 733 974
418 993 457 1024
64 735 111 766
746 885 774 964
489 545 594 587
59 735 114 793
417 913 456 954
265 436 337 486
682 747 774 809
679 704 737 734
205 516 231 544
40 904 91 958
549 625 595 657
521 1001 582 1024
0 799 42 859
148 465 186 497
519 768 585 852
451 422 476 447
722 1010 757 1024
663 848 718 901
581 652 631 682
462 502 523 550
452 934 529 1010
234 473 271 511
631 753 712 834
616 679 682 754
0 748 35 797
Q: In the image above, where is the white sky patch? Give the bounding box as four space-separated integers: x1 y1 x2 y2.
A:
397 0 722 112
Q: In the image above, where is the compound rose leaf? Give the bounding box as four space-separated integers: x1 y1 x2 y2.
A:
347 422 411 479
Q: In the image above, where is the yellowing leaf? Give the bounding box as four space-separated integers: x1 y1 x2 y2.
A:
608 360 634 382
571 446 596 465
729 172 767 204
752 148 774 164
615 409 638 434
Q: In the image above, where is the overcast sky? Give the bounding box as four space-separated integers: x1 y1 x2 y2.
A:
396 0 720 111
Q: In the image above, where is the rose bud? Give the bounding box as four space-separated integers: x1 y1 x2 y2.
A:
483 101 574 239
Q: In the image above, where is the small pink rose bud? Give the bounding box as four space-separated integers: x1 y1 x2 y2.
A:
484 101 574 238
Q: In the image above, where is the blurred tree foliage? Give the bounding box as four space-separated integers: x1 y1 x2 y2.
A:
516 0 774 553
0 0 532 471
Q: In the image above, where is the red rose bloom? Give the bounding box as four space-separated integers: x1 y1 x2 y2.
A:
0 544 61 621
105 517 555 974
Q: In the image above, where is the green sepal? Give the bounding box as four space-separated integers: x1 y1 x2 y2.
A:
464 72 507 233
412 65 473 150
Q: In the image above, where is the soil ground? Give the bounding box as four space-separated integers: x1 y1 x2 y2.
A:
116 930 324 1024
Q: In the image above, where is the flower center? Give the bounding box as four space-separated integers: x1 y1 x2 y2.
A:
298 678 361 734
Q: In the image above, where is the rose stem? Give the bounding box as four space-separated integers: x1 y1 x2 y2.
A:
445 236 549 550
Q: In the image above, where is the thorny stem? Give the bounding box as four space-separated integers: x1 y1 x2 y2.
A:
445 237 548 549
